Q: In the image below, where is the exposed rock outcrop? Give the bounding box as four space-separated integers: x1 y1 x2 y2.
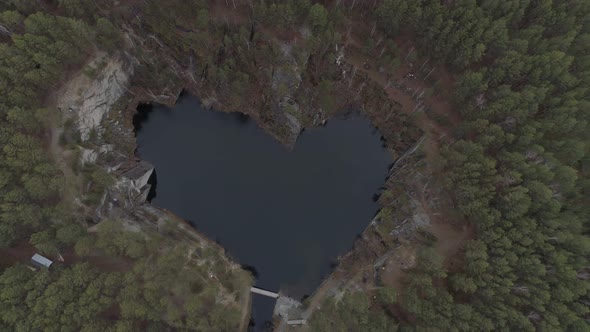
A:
77 59 131 140
57 54 133 141
80 144 114 166
121 160 154 191
271 48 305 144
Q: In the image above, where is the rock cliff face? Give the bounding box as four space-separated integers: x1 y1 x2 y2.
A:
270 45 306 145
77 60 131 140
55 53 145 219
56 54 132 141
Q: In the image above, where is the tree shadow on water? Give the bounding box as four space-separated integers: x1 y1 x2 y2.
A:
242 264 260 280
133 103 154 134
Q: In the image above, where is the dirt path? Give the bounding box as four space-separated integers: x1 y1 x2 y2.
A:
47 53 111 207
0 239 133 273
48 117 79 205
0 240 37 269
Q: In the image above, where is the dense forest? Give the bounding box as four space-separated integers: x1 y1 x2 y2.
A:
0 2 249 331
1 219 247 330
0 7 119 246
380 1 589 330
0 0 588 331
314 0 589 331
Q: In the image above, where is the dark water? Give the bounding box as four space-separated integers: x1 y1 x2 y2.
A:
135 95 392 330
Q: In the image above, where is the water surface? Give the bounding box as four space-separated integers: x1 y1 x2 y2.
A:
135 95 392 329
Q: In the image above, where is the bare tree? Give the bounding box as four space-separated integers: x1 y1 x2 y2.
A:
417 89 426 99
577 269 590 280
404 47 415 63
423 67 435 81
418 58 430 72
512 285 529 294
0 24 12 36
356 81 366 98
349 66 357 87
389 136 426 173
412 101 423 113
385 105 395 121
527 312 541 322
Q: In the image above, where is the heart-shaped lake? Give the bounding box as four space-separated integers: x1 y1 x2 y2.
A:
135 95 392 324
